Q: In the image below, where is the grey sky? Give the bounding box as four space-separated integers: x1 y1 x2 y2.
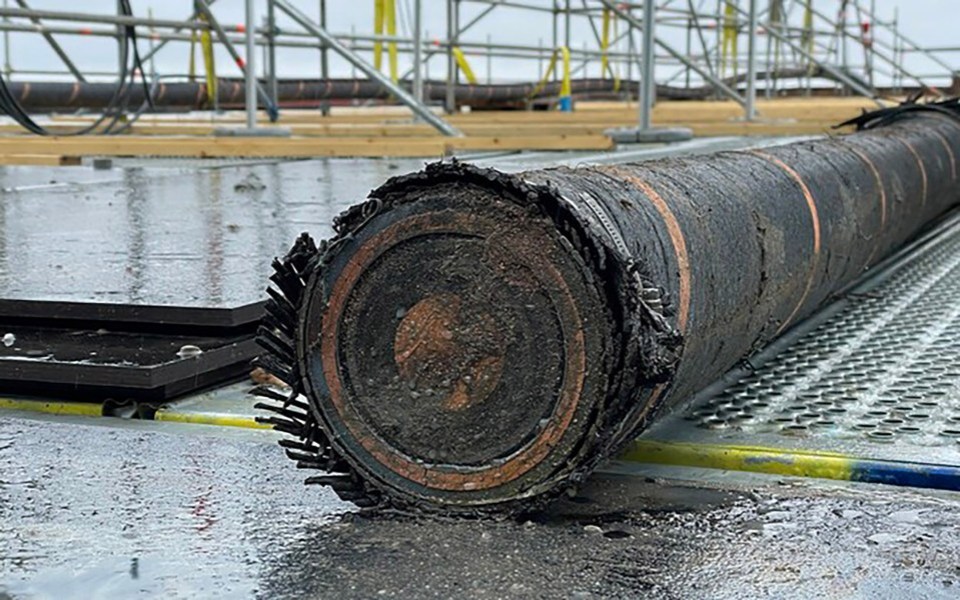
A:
2 1 956 87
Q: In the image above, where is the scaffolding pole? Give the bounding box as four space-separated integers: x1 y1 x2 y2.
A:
728 0 882 104
600 0 746 106
267 0 278 106
196 0 278 122
13 0 85 81
446 0 458 114
272 0 461 136
745 0 757 120
244 0 256 129
412 0 423 105
639 0 654 129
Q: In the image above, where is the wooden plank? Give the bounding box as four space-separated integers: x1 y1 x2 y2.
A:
20 105 868 138
0 134 613 158
0 98 877 160
65 123 619 137
0 154 81 166
35 117 854 138
686 122 851 137
42 97 887 127
37 109 861 132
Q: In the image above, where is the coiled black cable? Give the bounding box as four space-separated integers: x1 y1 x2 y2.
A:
0 0 154 135
838 94 960 131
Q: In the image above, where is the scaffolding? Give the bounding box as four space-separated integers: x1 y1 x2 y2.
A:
0 1 955 135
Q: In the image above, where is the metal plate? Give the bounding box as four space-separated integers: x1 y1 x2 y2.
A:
0 325 257 401
644 210 960 466
0 299 264 330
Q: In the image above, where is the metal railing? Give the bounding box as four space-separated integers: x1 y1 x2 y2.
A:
0 1 955 135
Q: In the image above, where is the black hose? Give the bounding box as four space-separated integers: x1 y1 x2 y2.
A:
838 95 960 131
0 0 155 136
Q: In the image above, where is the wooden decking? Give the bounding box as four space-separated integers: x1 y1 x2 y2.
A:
0 97 887 161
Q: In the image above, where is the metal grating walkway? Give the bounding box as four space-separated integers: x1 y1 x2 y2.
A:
630 210 960 489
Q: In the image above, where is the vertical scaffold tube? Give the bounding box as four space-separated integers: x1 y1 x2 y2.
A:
256 108 960 515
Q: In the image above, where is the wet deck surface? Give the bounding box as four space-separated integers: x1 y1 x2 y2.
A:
0 137 796 309
0 157 422 307
0 414 348 598
2 413 959 599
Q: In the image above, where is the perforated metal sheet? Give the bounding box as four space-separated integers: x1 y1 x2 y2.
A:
643 211 960 465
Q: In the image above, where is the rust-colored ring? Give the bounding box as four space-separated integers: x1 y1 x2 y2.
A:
606 170 692 335
316 210 588 492
896 138 928 208
749 150 822 334
929 129 957 181
845 145 887 266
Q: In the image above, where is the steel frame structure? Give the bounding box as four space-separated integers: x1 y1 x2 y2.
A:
0 1 955 131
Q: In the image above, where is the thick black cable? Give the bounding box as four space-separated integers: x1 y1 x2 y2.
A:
0 0 156 136
837 96 960 131
121 0 153 112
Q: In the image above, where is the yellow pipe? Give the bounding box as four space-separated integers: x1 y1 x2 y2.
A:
527 47 572 110
610 11 620 92
803 1 815 72
0 395 270 432
200 16 217 108
154 410 271 431
722 1 738 78
528 48 559 99
0 397 103 417
625 439 856 481
558 46 572 111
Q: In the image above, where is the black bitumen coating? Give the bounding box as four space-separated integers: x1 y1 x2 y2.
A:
0 158 425 308
2 414 960 599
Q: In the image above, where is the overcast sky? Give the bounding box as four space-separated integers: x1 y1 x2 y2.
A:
2 1 956 87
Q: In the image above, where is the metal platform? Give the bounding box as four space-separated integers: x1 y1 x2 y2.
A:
632 210 960 489
0 325 257 402
0 299 264 330
0 299 261 402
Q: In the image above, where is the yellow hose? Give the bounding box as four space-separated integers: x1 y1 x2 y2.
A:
385 0 398 82
722 1 738 78
452 47 478 85
528 46 572 110
373 0 384 72
200 15 217 108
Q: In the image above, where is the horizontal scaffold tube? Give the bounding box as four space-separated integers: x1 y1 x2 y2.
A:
7 67 837 112
255 103 960 516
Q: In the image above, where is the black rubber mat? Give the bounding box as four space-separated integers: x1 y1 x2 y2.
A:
0 322 257 401
0 299 264 331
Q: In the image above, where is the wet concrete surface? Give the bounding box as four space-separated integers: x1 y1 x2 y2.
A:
2 413 960 599
0 158 424 307
0 414 351 598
